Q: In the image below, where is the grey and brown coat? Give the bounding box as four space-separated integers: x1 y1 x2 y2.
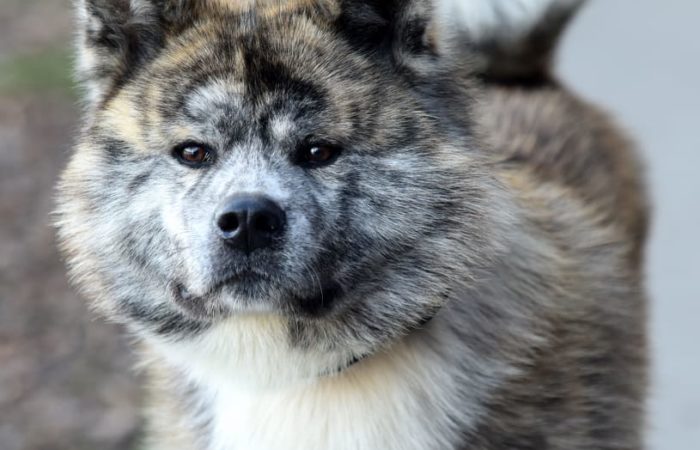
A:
56 0 649 448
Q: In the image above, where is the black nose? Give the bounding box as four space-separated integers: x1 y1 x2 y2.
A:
215 194 286 253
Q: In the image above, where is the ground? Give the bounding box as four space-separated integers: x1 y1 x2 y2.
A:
0 2 140 449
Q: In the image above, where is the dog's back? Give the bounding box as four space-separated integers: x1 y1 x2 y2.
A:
470 84 648 450
480 85 648 262
467 3 649 444
57 1 648 449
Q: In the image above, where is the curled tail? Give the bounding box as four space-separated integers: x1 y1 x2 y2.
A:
437 0 585 80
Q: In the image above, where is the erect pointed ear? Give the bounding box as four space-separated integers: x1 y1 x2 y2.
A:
75 0 198 106
335 0 442 66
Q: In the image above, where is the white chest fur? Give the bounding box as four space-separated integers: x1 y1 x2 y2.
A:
152 316 489 450
209 349 464 450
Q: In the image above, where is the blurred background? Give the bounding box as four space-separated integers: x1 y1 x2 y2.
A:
0 0 697 449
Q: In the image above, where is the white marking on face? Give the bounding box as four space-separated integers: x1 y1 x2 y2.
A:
157 177 214 294
269 115 295 142
186 78 244 119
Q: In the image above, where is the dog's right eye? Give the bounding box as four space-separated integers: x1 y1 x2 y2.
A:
172 143 215 168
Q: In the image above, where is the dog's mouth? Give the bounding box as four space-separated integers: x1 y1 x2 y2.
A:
172 271 345 319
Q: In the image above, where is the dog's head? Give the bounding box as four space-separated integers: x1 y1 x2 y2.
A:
57 0 505 382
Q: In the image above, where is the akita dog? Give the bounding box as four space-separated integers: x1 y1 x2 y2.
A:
56 0 648 448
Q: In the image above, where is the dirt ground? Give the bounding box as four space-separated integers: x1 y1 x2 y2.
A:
0 2 141 449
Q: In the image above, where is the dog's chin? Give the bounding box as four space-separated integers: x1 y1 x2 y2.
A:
171 274 346 321
170 282 232 320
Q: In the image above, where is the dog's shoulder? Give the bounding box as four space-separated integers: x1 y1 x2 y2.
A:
477 83 649 265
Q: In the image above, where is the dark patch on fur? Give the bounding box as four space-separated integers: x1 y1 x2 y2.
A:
122 299 208 336
336 0 433 59
100 137 133 163
240 36 329 117
292 280 343 317
128 170 153 192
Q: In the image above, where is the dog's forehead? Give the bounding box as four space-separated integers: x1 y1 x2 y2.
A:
205 0 332 15
163 29 361 136
99 7 388 152
184 78 245 121
179 76 310 148
160 15 336 102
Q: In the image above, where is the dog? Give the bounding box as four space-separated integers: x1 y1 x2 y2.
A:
55 0 649 448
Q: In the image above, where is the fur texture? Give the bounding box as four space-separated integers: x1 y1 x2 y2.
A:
438 0 585 78
56 0 648 449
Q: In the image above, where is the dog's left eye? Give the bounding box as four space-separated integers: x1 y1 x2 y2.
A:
295 143 342 168
173 143 215 167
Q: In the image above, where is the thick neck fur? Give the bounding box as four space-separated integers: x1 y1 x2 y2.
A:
148 313 489 450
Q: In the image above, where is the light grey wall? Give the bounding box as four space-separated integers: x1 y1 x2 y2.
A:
558 1 700 449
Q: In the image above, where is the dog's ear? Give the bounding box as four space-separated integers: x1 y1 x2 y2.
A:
75 0 198 106
335 0 442 67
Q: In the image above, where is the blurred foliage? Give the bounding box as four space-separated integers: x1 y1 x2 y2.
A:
0 47 75 95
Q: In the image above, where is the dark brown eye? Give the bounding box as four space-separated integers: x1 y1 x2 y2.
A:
297 143 341 168
173 143 215 167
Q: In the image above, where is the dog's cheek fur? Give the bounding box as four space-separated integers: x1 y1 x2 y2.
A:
287 146 504 352
55 137 208 335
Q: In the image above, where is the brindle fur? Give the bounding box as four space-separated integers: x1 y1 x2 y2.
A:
56 1 648 448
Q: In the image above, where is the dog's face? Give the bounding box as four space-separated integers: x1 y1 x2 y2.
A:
58 0 501 379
